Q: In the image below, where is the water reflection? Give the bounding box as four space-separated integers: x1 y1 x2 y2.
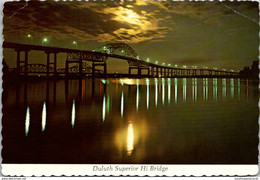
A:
183 78 186 102
162 78 165 105
4 78 258 164
174 78 178 103
121 92 124 117
231 78 234 99
155 78 158 107
41 102 46 132
222 78 226 99
25 107 30 136
146 78 149 109
192 78 198 102
238 79 240 99
136 79 139 111
102 95 106 122
213 78 218 101
203 78 208 100
168 78 171 105
71 100 76 128
127 122 134 156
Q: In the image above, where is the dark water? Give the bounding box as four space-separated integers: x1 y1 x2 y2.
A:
2 78 259 164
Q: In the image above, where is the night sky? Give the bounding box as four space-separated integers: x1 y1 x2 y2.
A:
3 0 259 72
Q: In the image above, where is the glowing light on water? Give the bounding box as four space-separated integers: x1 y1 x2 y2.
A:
162 78 165 105
194 78 197 102
205 78 208 101
25 106 30 136
213 78 218 101
183 78 186 102
41 102 46 132
121 92 124 117
231 78 234 99
127 122 134 156
101 79 107 84
168 78 171 105
106 95 110 113
102 96 106 122
71 100 76 128
155 78 158 107
136 79 139 111
120 79 124 86
192 78 195 101
174 78 178 103
238 78 240 99
222 78 226 99
146 79 149 109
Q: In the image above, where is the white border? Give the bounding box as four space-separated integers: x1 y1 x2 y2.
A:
2 164 259 176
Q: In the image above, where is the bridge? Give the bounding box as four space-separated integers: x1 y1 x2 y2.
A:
3 41 239 78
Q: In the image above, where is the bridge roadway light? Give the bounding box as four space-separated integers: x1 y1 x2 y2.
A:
146 58 150 62
168 64 171 66
183 65 187 68
162 62 165 66
155 61 158 64
174 64 178 67
73 41 78 49
27 34 33 44
42 38 48 45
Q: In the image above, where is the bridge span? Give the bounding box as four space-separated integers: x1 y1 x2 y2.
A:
3 42 238 78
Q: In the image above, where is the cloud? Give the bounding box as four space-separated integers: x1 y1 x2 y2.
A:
3 1 171 44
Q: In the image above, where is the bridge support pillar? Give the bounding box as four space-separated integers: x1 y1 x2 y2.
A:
92 63 95 78
138 67 141 79
192 69 196 76
24 51 28 77
187 69 191 76
200 70 204 76
209 70 212 76
104 63 107 78
15 50 29 77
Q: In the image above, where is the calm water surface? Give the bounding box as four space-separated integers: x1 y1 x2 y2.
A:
2 78 259 164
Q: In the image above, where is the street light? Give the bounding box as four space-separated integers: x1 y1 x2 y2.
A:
168 64 171 66
27 34 33 44
146 58 150 62
183 65 187 68
174 64 178 67
155 61 158 64
162 62 165 66
42 38 48 45
73 41 78 49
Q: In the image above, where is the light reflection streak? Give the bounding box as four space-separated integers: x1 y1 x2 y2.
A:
168 78 171 105
183 78 186 102
136 79 139 111
231 78 234 99
41 101 46 132
213 78 218 101
194 78 197 101
206 78 208 101
106 95 110 113
127 122 134 156
155 78 158 107
162 78 165 105
174 78 177 103
71 100 76 128
102 95 106 122
192 78 194 101
222 78 226 99
238 79 240 99
25 106 30 136
146 78 149 109
121 91 124 117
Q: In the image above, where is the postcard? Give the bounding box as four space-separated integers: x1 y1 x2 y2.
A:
1 0 259 176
